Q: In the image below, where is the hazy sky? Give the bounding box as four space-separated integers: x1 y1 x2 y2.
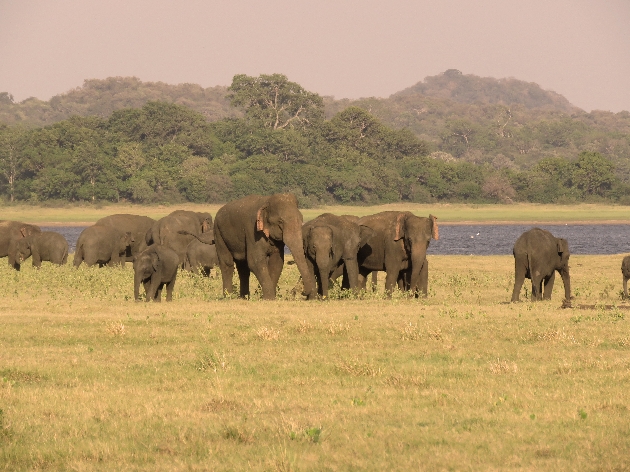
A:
1 0 629 112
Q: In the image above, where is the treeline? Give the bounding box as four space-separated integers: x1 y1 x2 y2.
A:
0 74 629 206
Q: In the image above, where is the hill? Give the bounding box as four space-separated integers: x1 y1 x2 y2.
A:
0 77 241 126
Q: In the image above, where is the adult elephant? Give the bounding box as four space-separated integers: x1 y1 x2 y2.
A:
95 214 155 262
0 220 41 270
303 213 374 298
511 228 571 302
145 210 213 266
73 226 134 268
356 211 438 297
214 193 315 300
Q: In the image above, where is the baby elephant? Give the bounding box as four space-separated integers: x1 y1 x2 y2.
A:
133 245 179 302
622 256 630 299
16 231 69 268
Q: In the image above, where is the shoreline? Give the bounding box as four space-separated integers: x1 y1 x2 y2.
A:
33 220 630 227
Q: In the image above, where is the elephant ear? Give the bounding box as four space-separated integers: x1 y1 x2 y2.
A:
429 214 439 240
394 213 407 241
20 226 30 238
201 218 211 233
359 225 375 247
126 231 134 244
150 251 160 271
256 205 270 238
557 238 569 254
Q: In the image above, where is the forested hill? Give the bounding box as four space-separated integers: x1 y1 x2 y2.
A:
0 77 240 126
393 69 578 112
1 72 630 207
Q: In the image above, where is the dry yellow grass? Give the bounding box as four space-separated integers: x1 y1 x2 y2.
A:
1 254 629 470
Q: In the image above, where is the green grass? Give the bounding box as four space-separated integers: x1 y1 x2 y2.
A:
2 202 630 224
1 255 630 470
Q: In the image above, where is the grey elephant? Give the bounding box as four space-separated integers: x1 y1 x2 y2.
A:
511 228 571 302
95 214 155 263
146 210 213 267
133 245 179 302
0 220 41 270
621 256 630 299
356 212 438 297
15 231 68 268
302 213 374 298
73 226 134 268
214 193 315 300
180 231 217 276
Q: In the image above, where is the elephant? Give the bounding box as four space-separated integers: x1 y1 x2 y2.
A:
356 211 439 297
302 213 375 298
623 256 630 299
145 210 213 267
213 193 315 300
133 245 179 302
0 220 41 270
511 228 571 302
15 231 68 268
181 231 218 276
73 226 134 268
95 214 155 263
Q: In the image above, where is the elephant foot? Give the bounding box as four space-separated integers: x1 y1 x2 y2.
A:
561 298 573 309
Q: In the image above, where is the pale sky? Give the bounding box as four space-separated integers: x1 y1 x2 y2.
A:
1 0 629 112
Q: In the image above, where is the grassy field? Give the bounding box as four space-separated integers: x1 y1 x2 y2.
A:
2 202 630 224
1 254 630 470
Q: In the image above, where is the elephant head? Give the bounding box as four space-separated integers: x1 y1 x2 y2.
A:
15 237 32 262
195 212 213 233
255 193 315 298
133 247 158 301
394 213 438 294
119 232 134 255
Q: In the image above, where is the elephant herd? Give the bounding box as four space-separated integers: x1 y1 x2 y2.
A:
1 194 628 304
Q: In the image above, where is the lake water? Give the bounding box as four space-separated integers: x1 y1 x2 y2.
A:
44 224 630 256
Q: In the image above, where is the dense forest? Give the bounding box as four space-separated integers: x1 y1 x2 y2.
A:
1 71 629 206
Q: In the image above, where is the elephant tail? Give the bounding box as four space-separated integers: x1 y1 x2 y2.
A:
62 246 68 265
73 242 83 267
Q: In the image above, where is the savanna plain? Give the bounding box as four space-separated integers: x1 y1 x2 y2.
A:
1 204 630 470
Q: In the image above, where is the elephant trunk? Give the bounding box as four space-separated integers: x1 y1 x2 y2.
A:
315 250 333 298
408 246 428 295
285 234 316 299
343 257 360 292
134 271 143 301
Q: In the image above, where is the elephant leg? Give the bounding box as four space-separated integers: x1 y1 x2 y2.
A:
384 269 399 295
530 271 544 301
511 258 527 302
143 280 151 302
358 267 371 291
305 257 320 297
249 258 275 300
165 277 176 301
149 276 162 302
235 260 251 299
155 283 164 302
624 276 629 299
370 271 378 292
268 250 284 291
418 258 429 298
397 272 405 291
543 271 555 300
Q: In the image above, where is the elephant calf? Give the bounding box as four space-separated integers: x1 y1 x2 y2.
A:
511 228 571 302
185 239 218 277
622 256 630 299
16 231 68 268
133 245 179 302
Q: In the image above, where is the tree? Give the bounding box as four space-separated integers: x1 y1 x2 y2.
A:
571 151 615 197
228 74 324 130
0 126 26 202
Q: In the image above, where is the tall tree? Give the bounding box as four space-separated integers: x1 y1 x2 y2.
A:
0 125 25 202
228 74 324 130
